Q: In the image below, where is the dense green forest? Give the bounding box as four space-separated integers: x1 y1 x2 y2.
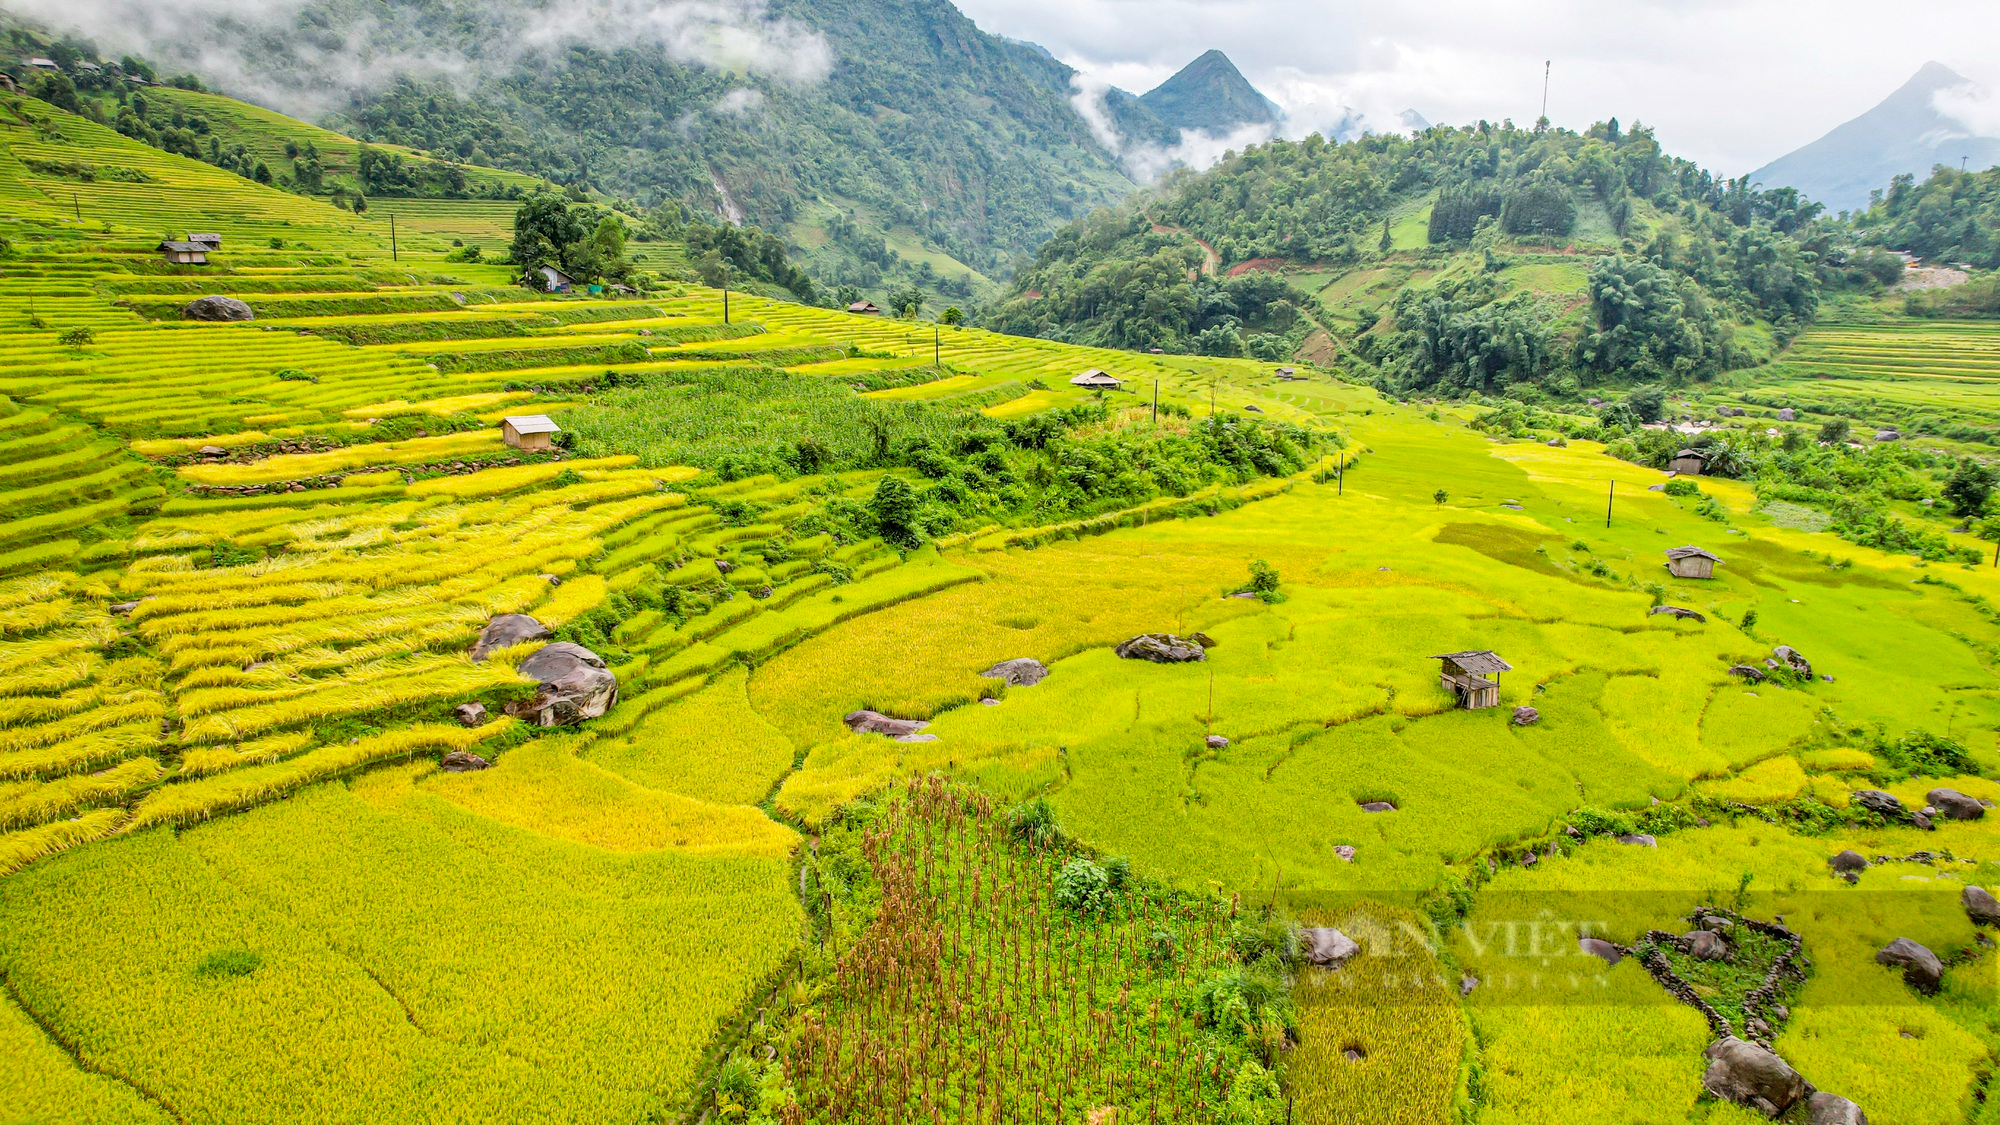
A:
1854 165 2000 271
989 121 1866 395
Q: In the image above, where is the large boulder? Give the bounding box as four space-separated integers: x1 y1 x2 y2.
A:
1512 706 1540 726
1964 885 2000 927
1300 927 1359 968
182 295 254 322
1852 790 1906 818
1927 788 1986 821
440 750 491 773
1578 937 1623 966
1806 1093 1867 1125
472 614 552 662
1876 937 1944 994
1702 1036 1806 1117
981 658 1049 687
1728 664 1768 683
1773 646 1813 678
504 643 618 727
1829 850 1868 874
844 710 929 739
1683 930 1729 962
1115 633 1206 663
1617 833 1657 847
453 702 488 728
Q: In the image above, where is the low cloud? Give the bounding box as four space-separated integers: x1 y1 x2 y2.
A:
1068 73 1279 183
7 0 832 119
1934 81 2000 140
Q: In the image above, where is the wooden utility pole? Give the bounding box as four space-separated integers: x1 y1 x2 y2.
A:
1152 379 1159 425
934 325 940 367
71 193 80 222
1338 454 1345 495
389 214 398 262
723 284 730 325
1541 61 1552 124
1605 479 1615 527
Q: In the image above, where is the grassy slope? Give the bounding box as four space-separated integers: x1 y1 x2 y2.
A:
4 90 2000 1125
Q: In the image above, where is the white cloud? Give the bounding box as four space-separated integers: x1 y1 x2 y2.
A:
7 0 831 119
1935 80 2000 139
956 0 2000 174
1068 73 1278 182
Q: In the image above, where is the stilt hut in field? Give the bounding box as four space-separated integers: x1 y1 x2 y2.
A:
158 240 209 265
502 414 561 452
1434 650 1510 710
1665 546 1721 580
1070 369 1123 390
1668 449 1708 475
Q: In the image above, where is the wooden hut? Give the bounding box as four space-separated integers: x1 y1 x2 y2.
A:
158 240 209 266
1434 650 1510 710
530 264 576 293
1665 546 1721 580
186 232 223 251
502 414 561 452
1668 449 1708 476
1069 369 1123 390
846 301 883 316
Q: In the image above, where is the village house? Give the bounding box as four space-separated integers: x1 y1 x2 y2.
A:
1665 546 1721 580
846 300 883 316
158 240 209 266
1668 448 1708 476
1434 651 1510 710
25 58 57 70
530 264 576 293
1070 369 1123 390
501 415 561 452
187 233 223 251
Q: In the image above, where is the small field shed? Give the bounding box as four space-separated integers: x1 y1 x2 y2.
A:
1668 449 1708 475
847 301 883 315
158 240 209 265
1070 369 1122 390
502 415 561 451
1434 650 1511 710
1665 546 1721 580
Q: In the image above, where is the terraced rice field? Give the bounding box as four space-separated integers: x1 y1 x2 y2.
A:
8 85 2000 1125
1726 319 2000 436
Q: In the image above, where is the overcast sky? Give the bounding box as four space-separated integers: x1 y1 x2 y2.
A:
952 0 2000 176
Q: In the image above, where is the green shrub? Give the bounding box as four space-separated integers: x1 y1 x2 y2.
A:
193 949 262 979
1053 857 1112 916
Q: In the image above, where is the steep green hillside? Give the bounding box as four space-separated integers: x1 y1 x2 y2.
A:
991 121 1836 397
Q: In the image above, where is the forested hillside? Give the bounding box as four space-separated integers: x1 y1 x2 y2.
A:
2 0 1139 295
990 121 1853 396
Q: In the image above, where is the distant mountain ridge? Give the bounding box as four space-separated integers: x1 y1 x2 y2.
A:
1139 50 1282 137
1751 62 2000 214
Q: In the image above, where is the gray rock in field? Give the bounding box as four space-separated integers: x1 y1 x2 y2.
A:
1205 734 1230 750
1928 788 1986 821
1683 930 1728 961
110 601 140 615
714 558 735 574
453 702 488 728
981 658 1049 687
1115 633 1206 663
1701 915 1735 933
1578 937 1623 965
1829 850 1868 874
1459 974 1479 996
181 295 254 322
1332 845 1355 862
1728 664 1767 683
1617 833 1657 847
1852 790 1905 818
440 750 490 772
1876 937 1943 993
1300 927 1360 968
1773 645 1812 678
471 614 552 662
505 642 618 727
1806 1092 1868 1125
1964 885 2000 927
895 732 939 744
1359 801 1397 813
844 710 930 738
1702 1036 1805 1117
1778 408 1797 422
1512 706 1540 726
1650 605 1707 623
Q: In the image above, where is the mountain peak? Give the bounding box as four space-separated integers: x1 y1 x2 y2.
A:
1750 62 2000 213
1139 50 1281 136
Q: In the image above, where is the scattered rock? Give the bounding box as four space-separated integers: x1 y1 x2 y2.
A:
896 732 940 744
1805 1092 1867 1125
541 573 562 587
1875 429 1902 442
1189 632 1219 649
1683 930 1728 961
1229 590 1259 599
1928 789 1986 821
980 658 1049 687
1300 927 1359 968
714 559 735 574
1617 833 1657 847
1650 605 1707 622
1512 706 1540 726
1829 850 1868 874
1778 408 1796 422
1728 664 1768 683
110 601 140 615
1578 937 1623 965
197 445 227 458
1852 790 1906 818
440 750 491 773
980 698 1001 707
1914 810 1935 831
1521 852 1538 867
503 643 619 727
181 295 254 322
1701 915 1735 933
1746 1017 1772 1039
1332 845 1355 862
1702 1036 1806 1117
1876 937 1944 993
1648 483 1667 492
471 614 552 662
1459 974 1479 997
1964 885 2000 927
1772 1004 1789 1022
453 702 488 728
1205 734 1229 750
1359 801 1397 813
844 710 930 738
1772 645 1813 678
1114 633 1206 663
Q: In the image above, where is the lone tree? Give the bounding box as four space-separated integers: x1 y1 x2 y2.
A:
1943 458 1996 520
1433 488 1449 506
511 192 629 287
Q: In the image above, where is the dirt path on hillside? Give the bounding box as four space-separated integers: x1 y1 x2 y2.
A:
1148 219 1220 278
